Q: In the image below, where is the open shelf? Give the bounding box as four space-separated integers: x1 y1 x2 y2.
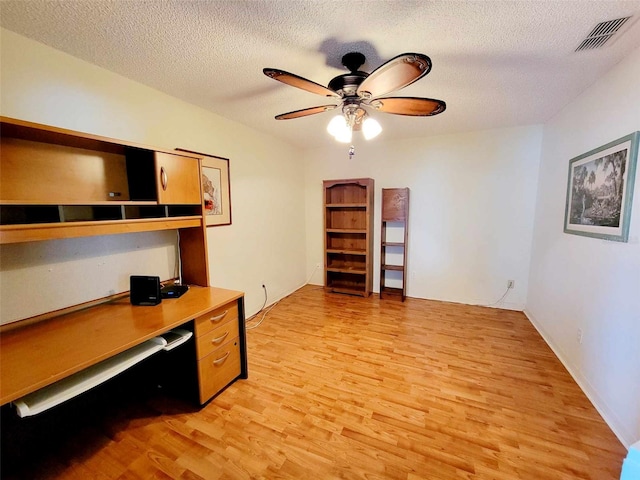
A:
325 271 368 296
0 116 204 246
0 216 202 244
380 286 405 298
327 248 368 276
325 203 367 208
327 267 367 274
326 228 367 234
0 203 202 244
381 264 404 271
326 248 366 255
382 242 405 248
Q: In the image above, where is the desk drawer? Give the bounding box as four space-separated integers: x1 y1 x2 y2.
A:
197 338 241 404
196 319 240 360
194 301 238 337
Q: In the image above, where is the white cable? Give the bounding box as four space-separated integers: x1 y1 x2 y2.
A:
246 263 322 330
176 230 183 285
246 301 279 330
251 285 268 319
245 264 322 330
483 287 511 307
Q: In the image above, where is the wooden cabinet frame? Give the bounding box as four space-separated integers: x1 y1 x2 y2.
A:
0 116 210 286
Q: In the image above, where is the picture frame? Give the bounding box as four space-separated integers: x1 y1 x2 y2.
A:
563 131 639 242
176 149 232 227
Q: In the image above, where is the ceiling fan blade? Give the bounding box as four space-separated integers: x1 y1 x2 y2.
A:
357 53 432 99
264 68 339 97
275 104 338 120
371 97 446 116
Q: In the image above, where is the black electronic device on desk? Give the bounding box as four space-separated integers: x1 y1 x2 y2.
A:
130 275 162 306
161 284 189 299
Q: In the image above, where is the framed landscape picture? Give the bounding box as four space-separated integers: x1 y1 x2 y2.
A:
564 131 639 242
176 149 231 227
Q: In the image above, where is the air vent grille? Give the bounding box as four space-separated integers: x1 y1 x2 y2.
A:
576 16 631 51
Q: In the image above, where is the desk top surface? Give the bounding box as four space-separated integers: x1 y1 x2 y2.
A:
0 286 243 405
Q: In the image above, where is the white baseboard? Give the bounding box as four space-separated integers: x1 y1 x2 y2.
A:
524 309 633 449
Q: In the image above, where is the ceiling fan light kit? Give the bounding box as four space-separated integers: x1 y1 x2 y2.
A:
263 51 446 145
327 115 351 143
362 117 382 140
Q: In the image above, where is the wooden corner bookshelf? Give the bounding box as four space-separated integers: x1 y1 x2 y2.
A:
323 178 374 297
380 188 409 301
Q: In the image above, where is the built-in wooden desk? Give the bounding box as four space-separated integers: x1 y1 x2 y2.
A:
0 286 247 408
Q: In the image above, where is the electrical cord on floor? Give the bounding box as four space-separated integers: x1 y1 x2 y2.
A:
246 284 276 330
246 301 279 330
483 286 511 307
245 264 323 330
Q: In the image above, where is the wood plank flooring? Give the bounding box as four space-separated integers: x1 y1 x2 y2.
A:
1 286 626 479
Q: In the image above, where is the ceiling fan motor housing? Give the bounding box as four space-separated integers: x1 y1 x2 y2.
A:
328 72 368 96
328 52 370 96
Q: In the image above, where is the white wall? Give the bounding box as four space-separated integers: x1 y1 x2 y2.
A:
304 125 542 310
0 29 308 322
526 45 640 447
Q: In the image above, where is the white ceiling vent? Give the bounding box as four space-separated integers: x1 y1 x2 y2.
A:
575 16 632 51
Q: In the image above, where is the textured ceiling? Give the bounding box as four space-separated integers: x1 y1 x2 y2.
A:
1 1 640 149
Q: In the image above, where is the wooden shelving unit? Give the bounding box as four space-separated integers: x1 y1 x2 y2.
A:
0 116 209 286
380 188 409 301
323 178 374 297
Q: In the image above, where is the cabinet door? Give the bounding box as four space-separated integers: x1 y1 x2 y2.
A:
155 152 201 204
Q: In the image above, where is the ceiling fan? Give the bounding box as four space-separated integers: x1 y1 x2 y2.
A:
263 52 446 143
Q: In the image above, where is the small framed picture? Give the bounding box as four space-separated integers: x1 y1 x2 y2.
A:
176 149 231 227
564 132 638 242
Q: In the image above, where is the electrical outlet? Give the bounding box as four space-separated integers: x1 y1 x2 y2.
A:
316 262 322 269
507 280 515 289
577 328 583 344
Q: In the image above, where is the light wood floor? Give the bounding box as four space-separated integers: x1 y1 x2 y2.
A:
1 286 626 479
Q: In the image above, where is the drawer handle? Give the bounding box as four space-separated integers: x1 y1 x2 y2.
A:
209 310 228 322
160 166 168 191
212 351 230 366
211 331 229 345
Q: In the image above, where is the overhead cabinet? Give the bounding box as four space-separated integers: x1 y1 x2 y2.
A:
0 117 203 245
323 178 374 297
0 116 209 286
